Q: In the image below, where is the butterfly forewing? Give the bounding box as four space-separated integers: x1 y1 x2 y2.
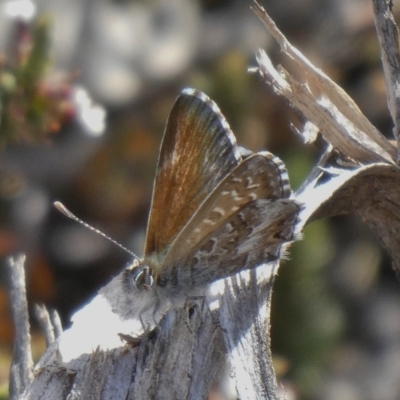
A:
162 152 292 267
145 89 241 257
157 199 301 289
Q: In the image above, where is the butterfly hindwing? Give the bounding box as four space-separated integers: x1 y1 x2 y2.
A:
161 152 292 268
157 198 301 289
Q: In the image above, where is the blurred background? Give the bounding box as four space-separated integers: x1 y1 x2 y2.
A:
1 0 400 399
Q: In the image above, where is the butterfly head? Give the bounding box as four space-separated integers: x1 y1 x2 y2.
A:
128 256 163 291
129 263 154 291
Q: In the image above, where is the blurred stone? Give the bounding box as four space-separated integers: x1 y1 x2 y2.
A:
37 0 201 105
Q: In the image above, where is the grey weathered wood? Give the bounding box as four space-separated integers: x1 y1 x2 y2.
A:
49 309 63 339
252 0 397 164
33 304 55 346
253 0 400 276
372 0 400 153
7 255 34 400
21 261 282 400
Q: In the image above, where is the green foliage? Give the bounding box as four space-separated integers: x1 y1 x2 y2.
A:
0 15 74 148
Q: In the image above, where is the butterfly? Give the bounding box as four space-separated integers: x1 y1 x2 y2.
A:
124 88 301 293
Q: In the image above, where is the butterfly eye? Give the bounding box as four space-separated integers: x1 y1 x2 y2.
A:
131 266 154 291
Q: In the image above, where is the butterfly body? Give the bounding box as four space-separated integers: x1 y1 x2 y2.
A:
126 88 301 295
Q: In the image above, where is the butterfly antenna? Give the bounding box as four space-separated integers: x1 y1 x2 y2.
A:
54 201 140 261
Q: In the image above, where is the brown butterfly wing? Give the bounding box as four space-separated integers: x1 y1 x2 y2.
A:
161 152 292 267
156 198 301 289
144 89 241 257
